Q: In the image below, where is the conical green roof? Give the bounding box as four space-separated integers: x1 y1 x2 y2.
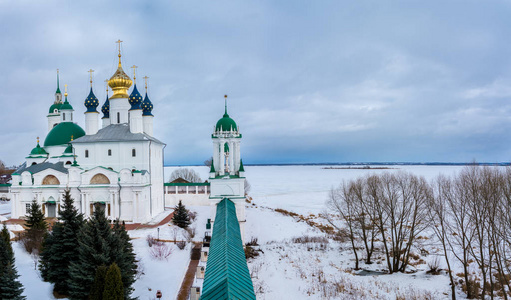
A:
30 142 48 156
210 161 216 173
239 159 245 172
60 96 73 110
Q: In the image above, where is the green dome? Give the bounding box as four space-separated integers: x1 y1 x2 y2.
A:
60 97 73 110
64 144 73 154
30 142 48 156
215 113 238 132
44 122 85 147
49 103 62 114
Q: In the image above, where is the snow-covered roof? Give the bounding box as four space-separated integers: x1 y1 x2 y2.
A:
71 123 164 144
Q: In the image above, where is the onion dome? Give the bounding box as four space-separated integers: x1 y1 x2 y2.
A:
142 93 153 116
101 95 110 118
129 85 143 110
48 102 62 114
30 139 48 156
84 88 99 112
215 95 238 132
44 122 85 146
108 51 132 99
60 96 73 110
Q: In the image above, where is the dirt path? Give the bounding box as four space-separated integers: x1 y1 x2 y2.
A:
176 243 202 300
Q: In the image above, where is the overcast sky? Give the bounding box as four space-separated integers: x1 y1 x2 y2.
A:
1 0 511 166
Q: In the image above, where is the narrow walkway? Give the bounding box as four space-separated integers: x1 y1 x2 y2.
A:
176 243 202 300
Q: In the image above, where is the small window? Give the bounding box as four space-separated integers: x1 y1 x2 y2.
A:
63 113 66 121
54 109 58 113
25 203 30 213
31 162 37 166
53 123 57 128
85 150 89 158
132 149 136 157
108 149 112 156
117 112 120 124
65 161 71 165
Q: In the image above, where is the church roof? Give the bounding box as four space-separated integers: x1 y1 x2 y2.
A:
71 123 164 144
15 161 69 175
44 122 86 147
201 198 256 300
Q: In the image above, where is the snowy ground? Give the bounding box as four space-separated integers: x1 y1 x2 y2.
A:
5 165 503 299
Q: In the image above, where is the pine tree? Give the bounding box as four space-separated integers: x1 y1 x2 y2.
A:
89 265 107 300
103 263 124 300
1 223 12 256
0 227 25 299
110 221 137 300
171 200 191 228
39 189 84 295
68 205 111 300
24 199 47 253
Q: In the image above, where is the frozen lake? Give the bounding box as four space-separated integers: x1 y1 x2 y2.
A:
164 164 486 214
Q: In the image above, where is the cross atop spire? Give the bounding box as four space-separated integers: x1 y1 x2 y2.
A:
143 76 149 92
115 39 123 67
131 65 138 84
88 69 94 88
56 69 61 94
64 84 68 97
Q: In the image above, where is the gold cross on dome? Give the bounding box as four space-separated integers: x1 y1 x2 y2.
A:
88 69 94 87
64 84 68 96
143 76 149 92
105 79 109 93
131 65 138 83
115 39 123 54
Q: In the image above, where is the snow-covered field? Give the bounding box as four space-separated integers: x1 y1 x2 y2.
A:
3 165 499 299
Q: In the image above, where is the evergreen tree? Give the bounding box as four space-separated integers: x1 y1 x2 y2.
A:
39 189 84 295
102 263 124 300
110 221 137 299
0 228 25 299
1 223 12 256
171 200 191 228
68 205 112 300
89 265 107 300
24 199 47 253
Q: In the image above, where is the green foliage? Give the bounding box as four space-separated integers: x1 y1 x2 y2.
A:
23 199 47 253
39 189 84 295
68 205 137 300
102 263 124 300
0 227 25 299
1 223 12 257
172 200 191 229
89 265 107 300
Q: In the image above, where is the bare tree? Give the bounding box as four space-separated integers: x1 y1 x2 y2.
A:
168 168 202 183
244 179 251 196
204 157 213 167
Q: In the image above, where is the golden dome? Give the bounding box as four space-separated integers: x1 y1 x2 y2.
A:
108 52 132 99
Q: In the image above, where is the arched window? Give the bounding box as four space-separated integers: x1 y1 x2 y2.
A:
108 149 112 156
90 174 110 184
85 150 89 158
53 123 57 128
31 162 37 166
117 112 120 124
65 161 71 165
42 175 60 185
132 148 136 157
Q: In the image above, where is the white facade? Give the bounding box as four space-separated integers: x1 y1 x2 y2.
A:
10 56 164 223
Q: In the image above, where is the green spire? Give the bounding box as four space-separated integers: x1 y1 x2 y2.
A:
56 69 61 94
239 159 245 172
224 94 228 117
210 160 216 173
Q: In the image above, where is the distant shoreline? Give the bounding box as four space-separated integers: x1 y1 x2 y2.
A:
165 162 511 167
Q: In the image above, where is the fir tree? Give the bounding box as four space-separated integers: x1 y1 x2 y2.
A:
89 265 107 300
0 228 25 299
39 189 84 296
68 205 112 300
24 199 47 253
102 263 124 300
1 223 12 256
171 200 191 228
110 221 137 299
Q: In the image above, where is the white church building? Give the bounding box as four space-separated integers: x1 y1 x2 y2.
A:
10 47 165 223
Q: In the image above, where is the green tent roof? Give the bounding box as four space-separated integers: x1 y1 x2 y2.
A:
44 122 85 147
239 159 245 172
201 198 255 300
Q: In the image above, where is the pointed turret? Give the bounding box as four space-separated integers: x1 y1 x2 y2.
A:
142 76 154 136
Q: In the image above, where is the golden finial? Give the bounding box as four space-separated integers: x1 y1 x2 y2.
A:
71 135 74 141
131 65 138 84
105 79 109 94
115 39 123 67
224 95 228 114
143 76 149 92
37 136 39 144
64 84 68 97
88 69 94 88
